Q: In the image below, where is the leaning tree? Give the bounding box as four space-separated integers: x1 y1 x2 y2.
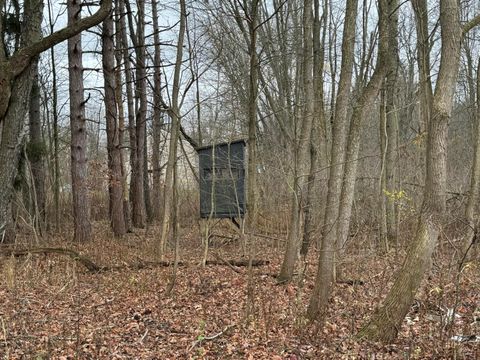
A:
358 0 480 342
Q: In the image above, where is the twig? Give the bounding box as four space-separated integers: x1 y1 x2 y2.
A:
187 325 235 353
1 316 8 355
140 329 148 343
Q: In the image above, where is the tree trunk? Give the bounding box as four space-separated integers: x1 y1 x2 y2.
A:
125 0 147 228
384 4 399 245
68 0 92 242
411 0 433 134
114 0 132 232
0 0 110 238
246 0 259 233
306 0 358 318
277 0 315 282
159 0 186 258
335 0 389 260
49 37 60 232
358 0 472 342
301 0 327 257
464 57 480 257
151 0 163 222
28 67 46 235
102 7 126 237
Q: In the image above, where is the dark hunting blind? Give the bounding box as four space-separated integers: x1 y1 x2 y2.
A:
197 139 246 218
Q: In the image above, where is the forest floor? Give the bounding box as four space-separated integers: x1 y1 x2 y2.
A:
0 222 479 359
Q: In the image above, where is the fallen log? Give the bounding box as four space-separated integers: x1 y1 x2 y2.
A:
1 247 103 272
0 247 269 273
205 259 269 267
212 253 242 274
0 247 184 272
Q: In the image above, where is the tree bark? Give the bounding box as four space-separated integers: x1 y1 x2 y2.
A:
358 0 471 342
151 0 164 222
103 7 126 237
159 0 186 258
336 0 389 260
125 0 147 228
384 3 399 245
464 57 480 258
306 0 358 318
301 0 327 257
0 0 110 238
246 0 259 233
28 66 46 235
114 0 132 232
68 0 92 242
411 0 433 134
277 0 315 282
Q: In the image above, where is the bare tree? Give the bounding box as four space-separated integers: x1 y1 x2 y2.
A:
309 0 391 320
151 0 164 222
159 0 187 258
114 0 131 231
246 0 260 233
278 0 315 282
305 0 358 317
67 0 92 242
28 65 46 235
358 0 480 342
0 0 111 240
103 5 126 237
463 57 480 259
301 0 328 257
125 0 148 228
380 0 399 247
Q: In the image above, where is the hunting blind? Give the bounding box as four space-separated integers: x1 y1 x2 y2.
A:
197 139 246 218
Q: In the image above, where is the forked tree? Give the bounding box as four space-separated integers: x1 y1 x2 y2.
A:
307 0 390 321
358 0 480 342
278 0 316 282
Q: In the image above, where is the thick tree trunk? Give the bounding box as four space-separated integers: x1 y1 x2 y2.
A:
306 0 358 318
68 0 92 242
301 0 327 257
358 0 468 342
126 0 147 228
102 8 126 237
114 0 132 232
0 66 36 238
0 0 110 238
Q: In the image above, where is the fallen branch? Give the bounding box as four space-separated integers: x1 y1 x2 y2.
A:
213 253 242 274
1 247 103 272
205 259 269 267
187 324 235 353
0 247 269 273
337 279 365 286
0 247 183 272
